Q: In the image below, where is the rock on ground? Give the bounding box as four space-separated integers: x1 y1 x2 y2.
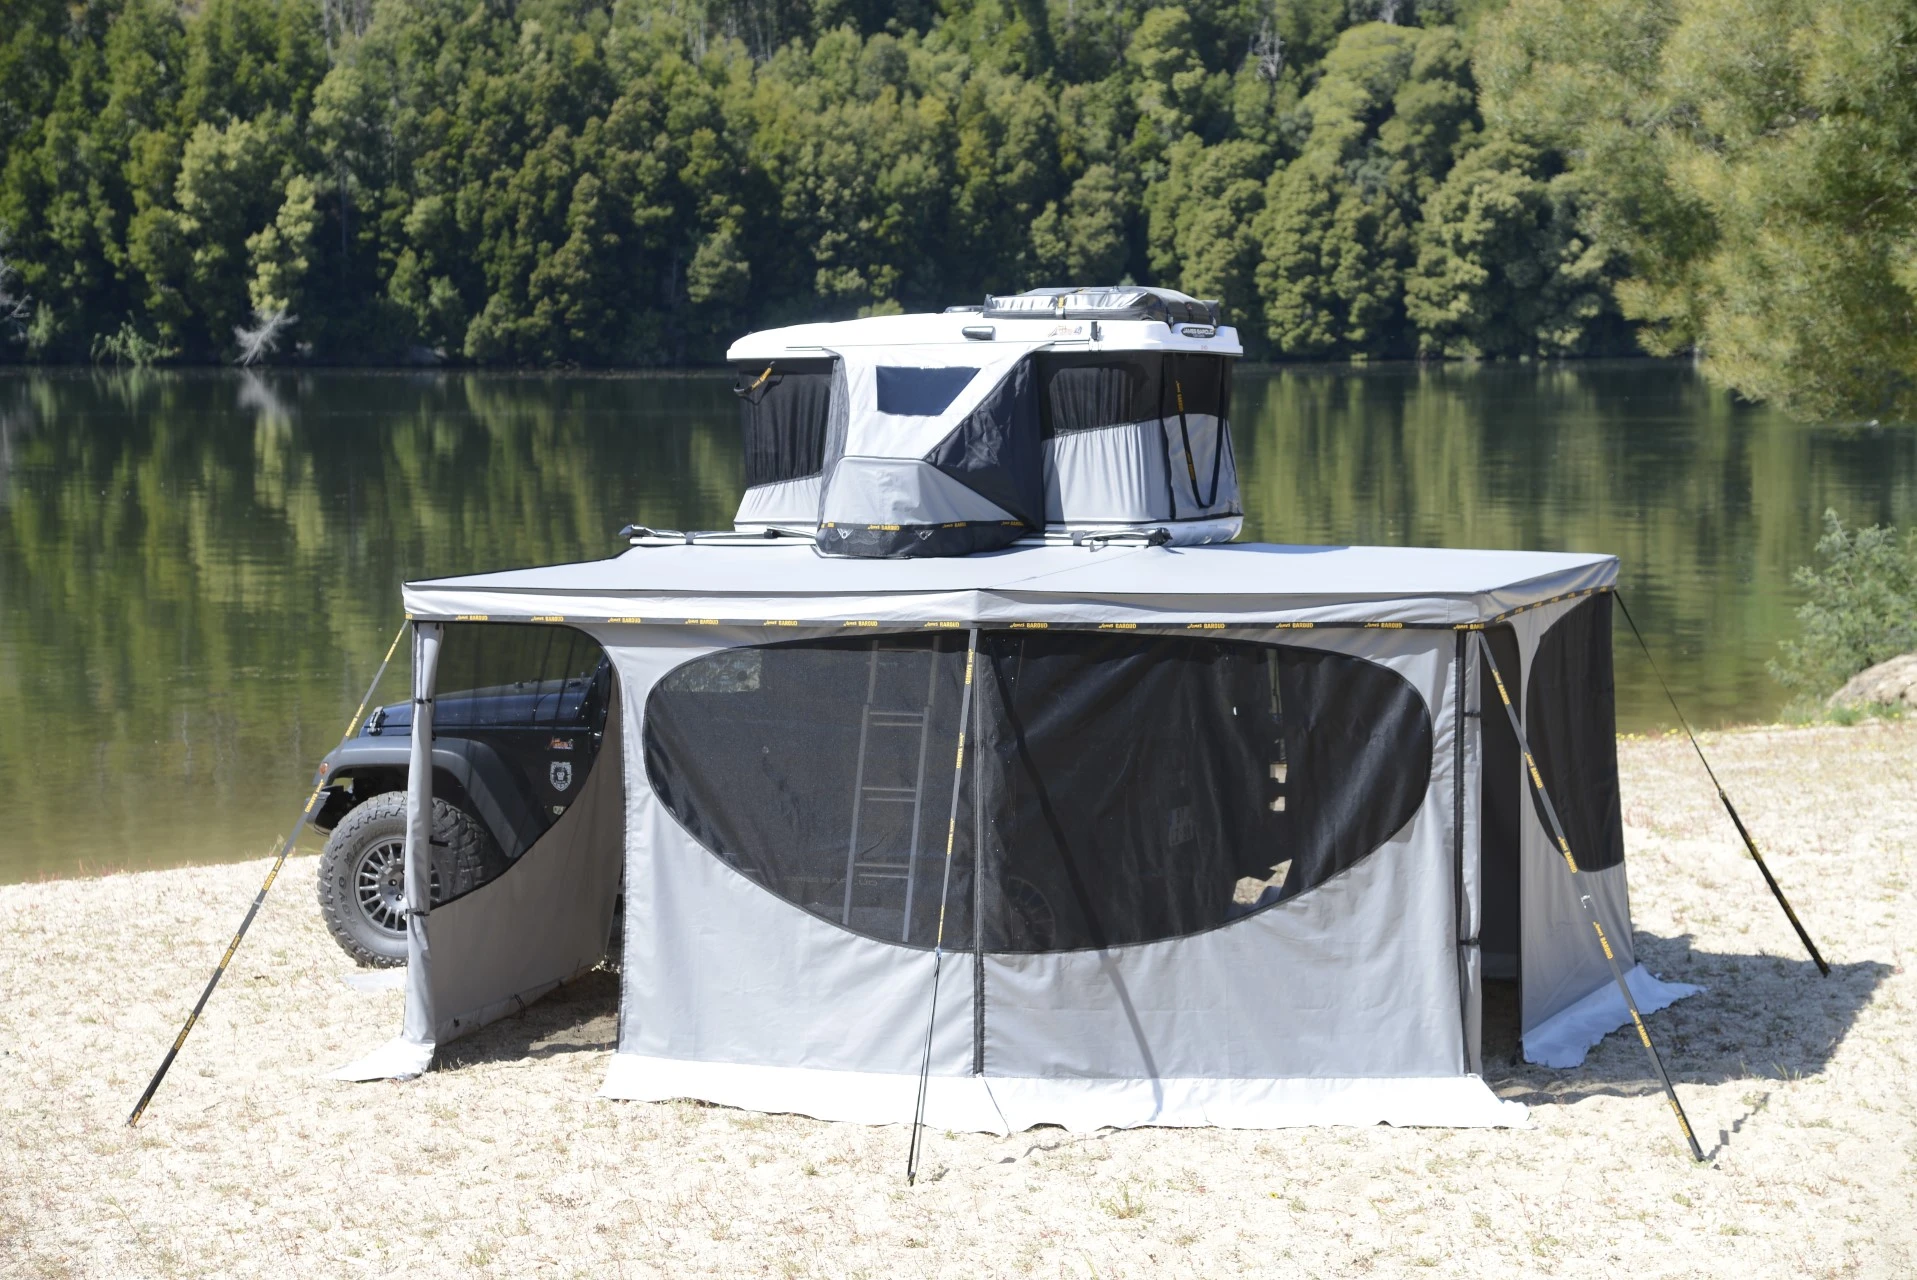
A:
2 721 1914 1279
1827 652 1917 711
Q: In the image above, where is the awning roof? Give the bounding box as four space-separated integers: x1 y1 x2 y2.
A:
402 542 1619 629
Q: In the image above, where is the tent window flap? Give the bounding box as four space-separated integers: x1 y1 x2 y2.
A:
643 630 1432 952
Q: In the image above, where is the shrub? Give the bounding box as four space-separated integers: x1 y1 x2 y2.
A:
1770 510 1917 698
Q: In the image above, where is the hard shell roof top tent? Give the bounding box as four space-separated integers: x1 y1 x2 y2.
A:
334 534 1701 1134
727 287 1244 557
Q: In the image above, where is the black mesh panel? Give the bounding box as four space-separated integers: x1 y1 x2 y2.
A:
1479 625 1523 969
1035 353 1232 436
977 631 1432 952
644 634 974 947
734 359 834 488
1524 594 1625 872
429 623 613 862
643 631 1432 953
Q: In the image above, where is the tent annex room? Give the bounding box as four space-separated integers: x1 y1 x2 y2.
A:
332 540 1698 1132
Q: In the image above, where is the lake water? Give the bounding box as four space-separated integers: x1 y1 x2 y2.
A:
3 362 1913 883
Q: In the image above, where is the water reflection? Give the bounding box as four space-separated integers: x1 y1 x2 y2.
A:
1 363 1912 881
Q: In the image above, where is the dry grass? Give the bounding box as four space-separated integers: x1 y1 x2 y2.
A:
3 721 1914 1278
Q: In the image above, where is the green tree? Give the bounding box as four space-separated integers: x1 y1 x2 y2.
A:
1254 23 1475 356
1479 0 1917 419
1405 136 1617 356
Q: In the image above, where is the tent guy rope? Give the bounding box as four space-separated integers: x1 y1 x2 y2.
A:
1473 630 1707 1163
127 620 411 1127
1613 591 1830 976
906 627 978 1185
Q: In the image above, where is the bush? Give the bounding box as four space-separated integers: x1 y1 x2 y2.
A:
1771 510 1917 698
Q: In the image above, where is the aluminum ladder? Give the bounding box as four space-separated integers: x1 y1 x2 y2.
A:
839 642 940 942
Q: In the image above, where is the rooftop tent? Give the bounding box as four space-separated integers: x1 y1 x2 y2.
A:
723 290 1245 555
334 541 1699 1131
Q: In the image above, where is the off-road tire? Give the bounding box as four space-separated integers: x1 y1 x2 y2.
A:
317 792 506 967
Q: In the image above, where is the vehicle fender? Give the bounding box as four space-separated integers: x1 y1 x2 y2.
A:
319 738 547 860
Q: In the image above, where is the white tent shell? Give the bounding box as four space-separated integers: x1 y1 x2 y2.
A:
725 288 1246 556
334 540 1698 1134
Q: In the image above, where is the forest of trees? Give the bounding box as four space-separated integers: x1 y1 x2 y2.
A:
1 0 1912 418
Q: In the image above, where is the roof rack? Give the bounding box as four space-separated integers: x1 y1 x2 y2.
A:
979 286 1220 328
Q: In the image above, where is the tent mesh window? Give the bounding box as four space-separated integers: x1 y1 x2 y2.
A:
1524 594 1625 872
733 358 835 488
645 630 1431 953
976 631 1431 952
644 633 975 947
431 622 613 864
1034 353 1231 436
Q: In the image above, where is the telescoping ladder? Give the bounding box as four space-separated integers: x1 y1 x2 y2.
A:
840 641 941 943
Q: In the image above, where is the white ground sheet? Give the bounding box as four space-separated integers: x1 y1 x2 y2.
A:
1522 963 1704 1069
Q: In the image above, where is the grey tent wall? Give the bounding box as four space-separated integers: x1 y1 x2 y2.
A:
402 622 442 1047
607 628 979 1074
612 623 1473 1094
976 625 1470 1083
398 625 628 1049
418 693 626 1045
1509 601 1636 1043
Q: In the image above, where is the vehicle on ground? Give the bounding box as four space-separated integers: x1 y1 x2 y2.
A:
313 654 612 965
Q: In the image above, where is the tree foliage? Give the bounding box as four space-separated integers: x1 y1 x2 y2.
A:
1479 0 1917 420
1769 510 1917 698
0 0 1910 414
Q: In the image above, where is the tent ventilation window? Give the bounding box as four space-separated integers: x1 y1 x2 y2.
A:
643 631 1430 952
875 366 979 417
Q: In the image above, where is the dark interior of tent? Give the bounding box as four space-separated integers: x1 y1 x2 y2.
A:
644 629 1432 954
1475 594 1626 1059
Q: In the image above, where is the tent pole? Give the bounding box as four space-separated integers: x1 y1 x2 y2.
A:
1613 592 1829 976
906 627 979 1185
126 620 411 1128
1472 629 1707 1163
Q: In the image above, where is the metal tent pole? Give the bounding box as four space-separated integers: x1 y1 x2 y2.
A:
906 628 979 1186
1473 629 1706 1162
128 620 410 1127
1613 592 1829 976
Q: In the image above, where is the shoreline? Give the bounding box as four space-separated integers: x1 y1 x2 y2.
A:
4 719 1913 1276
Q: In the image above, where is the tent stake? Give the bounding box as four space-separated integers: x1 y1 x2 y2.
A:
1613 592 1829 976
127 621 411 1127
1473 631 1707 1162
906 628 979 1185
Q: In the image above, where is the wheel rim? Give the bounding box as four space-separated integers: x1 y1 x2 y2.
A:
353 837 409 936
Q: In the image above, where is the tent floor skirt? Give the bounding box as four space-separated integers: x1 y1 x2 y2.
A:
599 1055 1528 1133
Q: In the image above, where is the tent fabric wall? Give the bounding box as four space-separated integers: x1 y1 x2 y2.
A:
327 541 1689 1131
815 347 1043 558
416 694 625 1044
596 622 1521 1130
1501 598 1692 1065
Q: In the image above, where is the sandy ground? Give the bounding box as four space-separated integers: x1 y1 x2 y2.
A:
2 721 1913 1279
